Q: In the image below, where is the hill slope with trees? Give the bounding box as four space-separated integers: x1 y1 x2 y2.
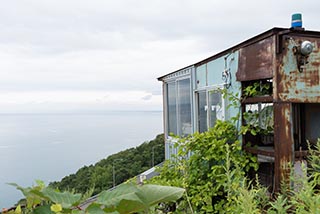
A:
50 134 164 195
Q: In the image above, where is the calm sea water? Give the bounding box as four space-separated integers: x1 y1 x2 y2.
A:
0 111 163 209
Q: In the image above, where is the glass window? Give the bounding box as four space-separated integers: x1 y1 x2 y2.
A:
197 91 207 133
305 104 320 144
167 82 177 135
177 79 192 136
197 90 224 133
244 103 273 130
209 91 223 128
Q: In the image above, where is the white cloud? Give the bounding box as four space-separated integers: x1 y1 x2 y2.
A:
0 90 162 113
0 0 319 112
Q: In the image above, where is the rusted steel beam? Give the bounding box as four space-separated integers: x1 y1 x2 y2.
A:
273 103 294 192
241 95 273 104
244 146 275 157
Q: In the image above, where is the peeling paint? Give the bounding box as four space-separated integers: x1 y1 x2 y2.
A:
277 36 320 102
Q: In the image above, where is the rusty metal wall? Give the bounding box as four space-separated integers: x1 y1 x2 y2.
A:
273 103 294 191
276 36 320 102
237 36 275 81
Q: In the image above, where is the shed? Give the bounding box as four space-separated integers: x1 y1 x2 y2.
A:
158 26 320 192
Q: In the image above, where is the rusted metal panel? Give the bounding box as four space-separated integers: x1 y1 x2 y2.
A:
273 103 294 191
237 37 275 81
277 36 320 102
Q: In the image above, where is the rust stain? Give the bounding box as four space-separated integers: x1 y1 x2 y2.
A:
274 103 294 191
237 37 275 81
277 36 320 102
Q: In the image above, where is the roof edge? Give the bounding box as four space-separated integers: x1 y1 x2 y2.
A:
157 27 286 81
157 27 320 81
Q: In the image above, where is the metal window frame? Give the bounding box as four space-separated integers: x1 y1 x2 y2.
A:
164 74 193 138
194 84 225 132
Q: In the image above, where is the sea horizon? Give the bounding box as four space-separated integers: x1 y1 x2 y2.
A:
0 111 163 209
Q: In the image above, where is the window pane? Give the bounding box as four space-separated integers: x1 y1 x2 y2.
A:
305 104 320 144
209 91 223 128
167 82 177 135
177 79 192 136
197 91 207 133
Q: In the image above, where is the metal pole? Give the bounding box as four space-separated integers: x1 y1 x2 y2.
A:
112 158 123 188
152 145 162 167
152 146 155 167
112 163 115 188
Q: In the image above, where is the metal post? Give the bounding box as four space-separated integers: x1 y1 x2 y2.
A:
152 145 162 167
112 163 115 188
152 146 155 167
112 159 123 188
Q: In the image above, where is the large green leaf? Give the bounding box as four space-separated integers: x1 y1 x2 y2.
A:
96 183 185 214
33 205 53 214
86 203 106 214
97 183 146 213
8 183 48 209
71 210 84 214
42 188 82 208
7 183 31 197
139 184 185 206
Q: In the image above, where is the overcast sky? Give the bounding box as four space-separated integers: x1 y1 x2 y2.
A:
0 0 319 113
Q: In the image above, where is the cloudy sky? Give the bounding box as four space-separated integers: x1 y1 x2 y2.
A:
0 0 319 113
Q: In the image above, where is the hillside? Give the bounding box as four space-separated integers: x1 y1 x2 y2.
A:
50 134 164 195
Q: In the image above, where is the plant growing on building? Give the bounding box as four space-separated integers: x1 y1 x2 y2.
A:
149 119 258 213
242 81 272 98
150 136 320 213
242 104 274 137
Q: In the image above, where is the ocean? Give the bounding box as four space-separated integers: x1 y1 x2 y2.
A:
0 111 163 209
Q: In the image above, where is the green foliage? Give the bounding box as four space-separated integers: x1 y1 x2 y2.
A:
148 89 260 213
98 183 185 213
149 87 320 213
151 137 320 213
7 182 184 214
50 134 165 195
7 180 82 214
150 120 258 213
242 105 274 136
267 195 291 214
41 188 82 209
243 81 271 97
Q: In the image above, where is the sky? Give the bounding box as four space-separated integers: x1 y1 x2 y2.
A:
0 0 319 113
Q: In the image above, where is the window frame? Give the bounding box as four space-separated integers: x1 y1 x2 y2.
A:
165 76 193 138
194 85 225 133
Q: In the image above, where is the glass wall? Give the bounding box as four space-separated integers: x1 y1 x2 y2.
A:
209 91 223 128
197 91 207 133
167 82 177 135
177 79 192 136
166 78 192 137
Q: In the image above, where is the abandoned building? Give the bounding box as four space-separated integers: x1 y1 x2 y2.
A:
158 14 320 192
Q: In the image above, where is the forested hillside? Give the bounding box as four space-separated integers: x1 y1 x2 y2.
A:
50 134 164 195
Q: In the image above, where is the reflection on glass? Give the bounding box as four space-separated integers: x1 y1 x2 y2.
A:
167 82 177 135
197 91 207 133
305 104 320 144
178 79 192 136
209 91 222 128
